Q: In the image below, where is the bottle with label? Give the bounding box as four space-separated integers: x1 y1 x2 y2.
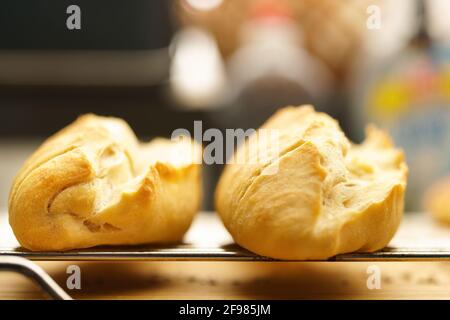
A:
352 0 450 210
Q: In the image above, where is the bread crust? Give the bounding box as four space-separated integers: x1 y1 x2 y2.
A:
9 114 202 251
424 176 450 225
215 105 407 260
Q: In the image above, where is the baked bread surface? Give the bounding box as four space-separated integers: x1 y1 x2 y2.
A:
424 176 450 225
215 105 408 260
9 114 202 251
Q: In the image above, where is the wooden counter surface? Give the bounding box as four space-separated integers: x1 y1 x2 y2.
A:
1 261 450 300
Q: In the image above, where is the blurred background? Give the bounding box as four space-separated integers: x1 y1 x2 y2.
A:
1 0 450 211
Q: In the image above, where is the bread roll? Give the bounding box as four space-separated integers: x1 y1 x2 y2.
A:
424 176 450 225
215 105 407 260
9 114 202 251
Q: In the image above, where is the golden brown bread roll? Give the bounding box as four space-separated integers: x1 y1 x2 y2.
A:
9 114 202 251
215 105 407 260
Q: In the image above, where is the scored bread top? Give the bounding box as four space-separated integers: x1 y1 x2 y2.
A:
9 114 202 251
215 105 407 260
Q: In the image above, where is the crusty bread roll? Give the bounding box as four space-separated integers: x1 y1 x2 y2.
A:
215 105 407 260
9 114 202 251
424 176 450 225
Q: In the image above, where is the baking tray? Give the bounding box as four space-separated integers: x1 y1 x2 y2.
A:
1 212 450 262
